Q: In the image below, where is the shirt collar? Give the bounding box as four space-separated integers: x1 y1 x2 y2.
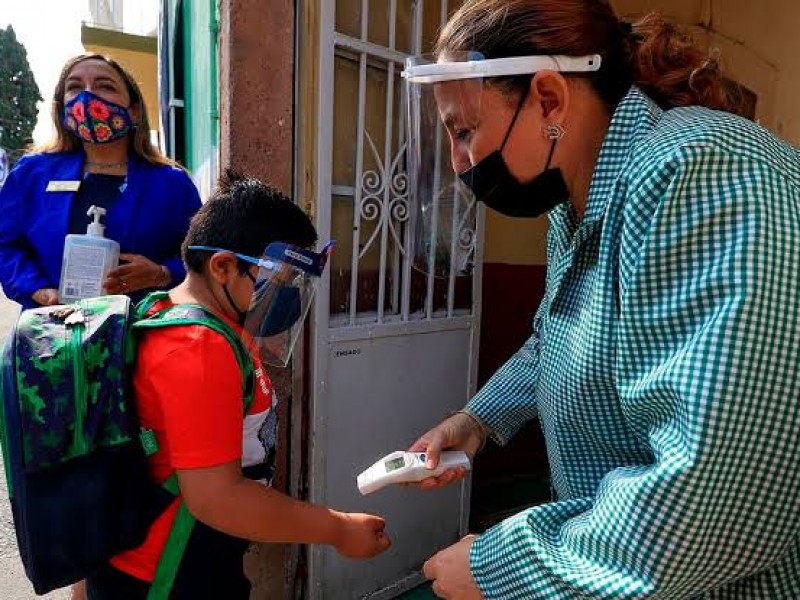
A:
550 86 663 232
587 87 663 220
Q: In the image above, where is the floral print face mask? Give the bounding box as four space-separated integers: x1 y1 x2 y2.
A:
63 90 134 144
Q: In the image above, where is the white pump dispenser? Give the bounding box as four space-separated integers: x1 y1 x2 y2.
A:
59 205 120 302
86 205 107 237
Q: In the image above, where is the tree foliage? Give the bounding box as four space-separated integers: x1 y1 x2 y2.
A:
0 25 42 167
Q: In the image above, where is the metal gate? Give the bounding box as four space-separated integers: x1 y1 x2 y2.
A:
303 1 480 598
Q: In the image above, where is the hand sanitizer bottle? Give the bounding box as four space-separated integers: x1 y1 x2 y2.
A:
59 205 120 302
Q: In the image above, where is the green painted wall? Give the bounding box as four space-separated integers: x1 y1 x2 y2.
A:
181 0 218 194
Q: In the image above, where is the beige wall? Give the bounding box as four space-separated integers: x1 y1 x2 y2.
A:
83 44 161 133
706 0 800 143
613 0 705 25
615 0 800 143
484 211 549 265
485 0 800 267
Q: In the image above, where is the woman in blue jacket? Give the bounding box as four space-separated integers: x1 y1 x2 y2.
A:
0 53 201 309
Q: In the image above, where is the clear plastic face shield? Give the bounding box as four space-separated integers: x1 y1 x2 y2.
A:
404 51 483 278
244 241 334 367
401 52 602 275
190 241 334 367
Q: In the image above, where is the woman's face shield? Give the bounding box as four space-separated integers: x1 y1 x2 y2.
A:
402 52 601 276
405 52 484 279
243 241 334 367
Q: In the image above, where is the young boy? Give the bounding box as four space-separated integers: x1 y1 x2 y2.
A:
84 172 390 599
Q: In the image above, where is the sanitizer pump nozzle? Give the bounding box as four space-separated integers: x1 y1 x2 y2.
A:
59 204 120 302
86 205 107 237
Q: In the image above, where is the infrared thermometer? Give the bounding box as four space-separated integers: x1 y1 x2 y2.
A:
357 450 471 495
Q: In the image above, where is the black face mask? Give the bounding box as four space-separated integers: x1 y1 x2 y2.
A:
458 86 569 218
222 270 256 326
223 283 248 326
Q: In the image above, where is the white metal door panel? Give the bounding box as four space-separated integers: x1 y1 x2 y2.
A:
311 325 473 599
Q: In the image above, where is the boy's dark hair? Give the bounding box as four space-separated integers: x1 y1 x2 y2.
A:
182 170 318 274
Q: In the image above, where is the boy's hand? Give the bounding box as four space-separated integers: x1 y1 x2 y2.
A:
333 512 391 559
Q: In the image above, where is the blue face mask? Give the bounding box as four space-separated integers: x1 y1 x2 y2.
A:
256 285 302 337
63 90 134 144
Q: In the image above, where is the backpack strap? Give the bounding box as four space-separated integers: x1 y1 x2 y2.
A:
134 291 170 321
132 302 256 409
145 470 193 600
132 296 257 599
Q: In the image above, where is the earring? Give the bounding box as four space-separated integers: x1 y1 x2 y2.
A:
544 122 566 140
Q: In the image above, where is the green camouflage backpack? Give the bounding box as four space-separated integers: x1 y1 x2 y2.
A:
0 292 254 598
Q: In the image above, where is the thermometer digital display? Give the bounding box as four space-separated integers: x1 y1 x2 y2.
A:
357 450 471 495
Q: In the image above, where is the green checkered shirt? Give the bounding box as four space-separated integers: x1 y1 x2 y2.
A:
467 87 800 598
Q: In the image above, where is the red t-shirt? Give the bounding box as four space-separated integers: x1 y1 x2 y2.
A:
110 301 276 582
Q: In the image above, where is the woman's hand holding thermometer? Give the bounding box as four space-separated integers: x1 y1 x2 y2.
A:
357 450 472 495
408 411 486 490
357 411 487 494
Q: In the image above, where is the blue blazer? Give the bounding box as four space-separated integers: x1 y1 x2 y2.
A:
0 152 201 308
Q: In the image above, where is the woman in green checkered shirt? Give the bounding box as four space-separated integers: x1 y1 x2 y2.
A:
403 0 800 598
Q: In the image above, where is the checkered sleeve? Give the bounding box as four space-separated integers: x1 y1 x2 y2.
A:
465 302 544 445
469 148 800 598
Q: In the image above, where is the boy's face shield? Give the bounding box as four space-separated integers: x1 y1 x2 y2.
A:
189 241 334 367
243 241 334 367
401 52 602 276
